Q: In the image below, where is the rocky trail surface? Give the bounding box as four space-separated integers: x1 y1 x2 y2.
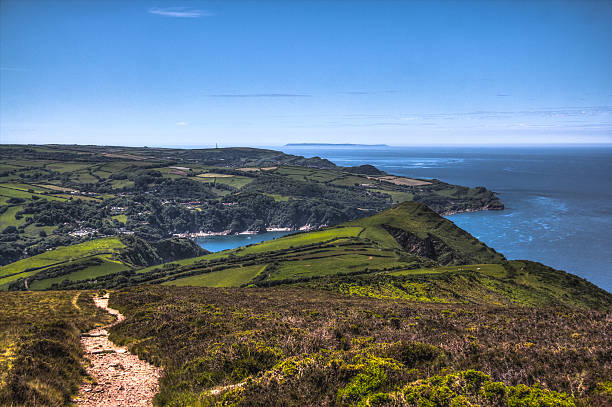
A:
74 294 161 406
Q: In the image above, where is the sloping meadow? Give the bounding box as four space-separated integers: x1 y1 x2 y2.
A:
108 285 611 406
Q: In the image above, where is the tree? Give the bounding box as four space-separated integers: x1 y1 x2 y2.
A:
229 219 242 233
251 219 266 234
2 226 17 234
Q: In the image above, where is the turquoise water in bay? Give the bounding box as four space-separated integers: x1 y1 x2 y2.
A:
277 145 612 292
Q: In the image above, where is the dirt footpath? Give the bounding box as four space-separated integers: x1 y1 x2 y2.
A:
74 294 161 407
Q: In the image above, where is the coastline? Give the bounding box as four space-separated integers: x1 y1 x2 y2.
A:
175 204 501 239
440 206 504 217
174 226 296 239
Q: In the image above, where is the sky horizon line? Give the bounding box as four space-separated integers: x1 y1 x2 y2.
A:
3 141 612 149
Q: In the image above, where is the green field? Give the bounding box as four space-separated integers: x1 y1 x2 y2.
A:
370 188 413 203
0 206 26 228
0 183 53 194
330 174 371 186
0 234 209 291
263 193 291 201
236 227 363 255
28 259 128 290
110 179 134 189
275 166 344 183
0 237 126 289
96 162 134 172
71 172 99 184
166 264 267 287
0 236 125 277
0 185 66 202
0 164 20 172
195 174 254 188
45 162 93 173
271 252 409 281
22 223 57 239
112 214 128 223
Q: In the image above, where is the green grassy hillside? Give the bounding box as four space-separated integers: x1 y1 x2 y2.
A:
18 201 488 290
0 235 206 291
307 260 612 310
0 237 127 290
21 201 609 312
346 202 506 265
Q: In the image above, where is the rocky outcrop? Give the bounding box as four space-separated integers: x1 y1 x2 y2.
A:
382 224 464 265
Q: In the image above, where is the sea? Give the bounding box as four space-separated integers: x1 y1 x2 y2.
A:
195 231 292 253
196 145 612 293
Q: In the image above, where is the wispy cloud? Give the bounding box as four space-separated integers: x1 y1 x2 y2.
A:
148 7 212 18
396 106 612 121
176 121 189 126
302 106 612 130
339 90 397 95
0 66 29 72
208 93 311 98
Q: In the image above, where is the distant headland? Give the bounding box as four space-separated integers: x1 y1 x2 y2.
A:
285 143 388 147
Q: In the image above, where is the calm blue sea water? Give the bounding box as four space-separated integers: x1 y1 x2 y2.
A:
196 231 293 253
276 145 612 292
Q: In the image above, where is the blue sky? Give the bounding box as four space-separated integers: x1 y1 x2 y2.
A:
1 0 611 146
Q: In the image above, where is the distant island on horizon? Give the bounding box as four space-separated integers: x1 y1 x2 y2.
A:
285 143 389 147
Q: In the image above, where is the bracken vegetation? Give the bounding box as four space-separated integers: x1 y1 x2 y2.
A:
108 285 611 406
0 291 112 406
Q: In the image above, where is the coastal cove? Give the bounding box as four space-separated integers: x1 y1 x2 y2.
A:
195 231 293 253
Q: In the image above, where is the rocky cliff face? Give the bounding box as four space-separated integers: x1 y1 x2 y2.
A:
383 224 464 265
415 193 504 216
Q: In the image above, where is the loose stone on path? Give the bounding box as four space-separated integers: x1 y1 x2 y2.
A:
75 294 161 407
